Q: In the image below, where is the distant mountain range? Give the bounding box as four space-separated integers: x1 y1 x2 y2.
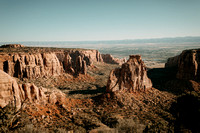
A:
1 36 200 46
73 36 200 44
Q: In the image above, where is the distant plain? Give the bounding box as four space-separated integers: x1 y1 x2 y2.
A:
1 37 200 68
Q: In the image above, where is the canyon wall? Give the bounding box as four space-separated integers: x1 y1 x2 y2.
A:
165 49 200 81
106 55 152 92
165 55 179 68
0 46 104 78
2 53 63 79
55 49 103 75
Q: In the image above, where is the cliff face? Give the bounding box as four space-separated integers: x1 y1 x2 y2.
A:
165 55 179 68
165 49 200 81
3 53 63 79
0 70 66 110
101 54 126 65
56 50 103 75
106 55 152 92
0 46 104 78
177 49 200 81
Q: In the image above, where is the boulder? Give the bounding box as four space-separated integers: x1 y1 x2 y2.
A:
106 55 152 92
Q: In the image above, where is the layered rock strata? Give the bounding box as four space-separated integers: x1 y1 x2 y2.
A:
165 49 200 81
106 55 152 92
0 70 66 110
56 50 103 75
0 45 104 77
3 53 63 79
101 54 126 65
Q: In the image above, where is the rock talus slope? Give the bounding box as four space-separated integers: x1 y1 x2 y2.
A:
106 55 152 92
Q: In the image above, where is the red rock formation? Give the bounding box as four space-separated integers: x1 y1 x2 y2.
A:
0 44 25 48
75 56 87 75
165 49 200 81
106 55 152 92
63 53 75 74
101 54 126 65
80 50 103 63
177 49 200 81
165 55 179 68
0 47 103 77
0 70 66 110
3 53 63 79
56 50 102 75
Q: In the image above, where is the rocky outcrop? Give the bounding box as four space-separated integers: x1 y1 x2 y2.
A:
0 70 66 110
165 49 200 81
3 53 63 79
63 53 75 74
56 50 103 75
75 56 87 75
101 54 126 65
0 45 103 77
0 44 25 48
106 55 152 92
80 50 103 63
177 49 200 81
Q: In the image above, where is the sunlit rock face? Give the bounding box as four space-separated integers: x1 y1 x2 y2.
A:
106 55 152 92
101 54 126 65
3 53 63 79
0 70 67 110
56 49 104 75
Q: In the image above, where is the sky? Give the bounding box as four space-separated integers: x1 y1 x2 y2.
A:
0 0 200 42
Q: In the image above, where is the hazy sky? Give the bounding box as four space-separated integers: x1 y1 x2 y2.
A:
0 0 200 41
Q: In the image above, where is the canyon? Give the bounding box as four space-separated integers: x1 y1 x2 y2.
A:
0 44 199 133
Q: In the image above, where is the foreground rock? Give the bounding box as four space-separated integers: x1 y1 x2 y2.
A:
101 54 126 65
107 55 152 92
0 70 66 110
165 49 200 81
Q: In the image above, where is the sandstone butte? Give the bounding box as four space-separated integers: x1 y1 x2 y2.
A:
165 49 200 81
106 55 152 92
